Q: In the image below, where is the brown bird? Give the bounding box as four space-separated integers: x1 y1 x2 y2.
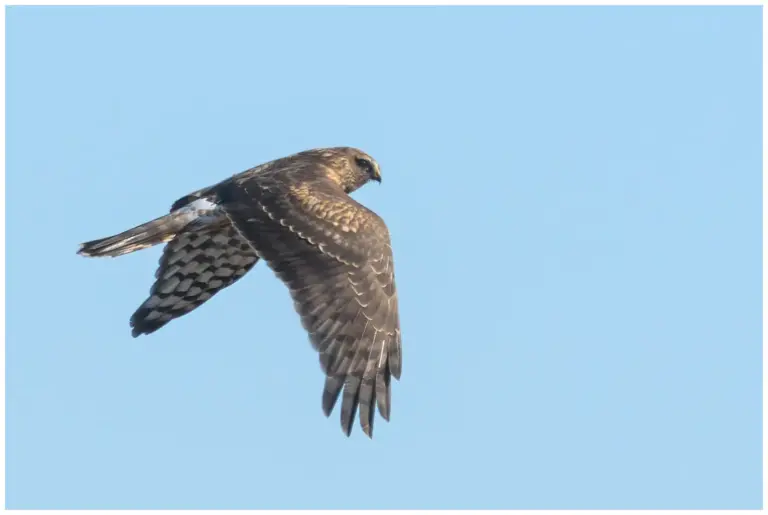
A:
78 147 401 438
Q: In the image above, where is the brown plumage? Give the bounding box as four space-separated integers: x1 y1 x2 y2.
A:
78 147 401 438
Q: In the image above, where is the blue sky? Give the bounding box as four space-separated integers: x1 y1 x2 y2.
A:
5 6 762 510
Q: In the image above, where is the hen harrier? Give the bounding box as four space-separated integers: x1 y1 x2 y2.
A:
78 147 401 438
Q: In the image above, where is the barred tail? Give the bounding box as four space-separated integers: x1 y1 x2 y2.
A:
78 210 199 258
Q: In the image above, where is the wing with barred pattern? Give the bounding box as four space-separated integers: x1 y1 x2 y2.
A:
130 197 259 337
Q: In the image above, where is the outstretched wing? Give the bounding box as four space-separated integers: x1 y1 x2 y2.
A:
219 176 401 437
130 196 259 337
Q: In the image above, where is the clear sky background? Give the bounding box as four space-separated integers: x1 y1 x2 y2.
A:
5 6 762 510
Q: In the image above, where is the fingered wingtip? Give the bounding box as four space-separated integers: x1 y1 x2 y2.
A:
334 416 378 438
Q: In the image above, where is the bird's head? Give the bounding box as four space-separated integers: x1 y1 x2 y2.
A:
319 147 382 193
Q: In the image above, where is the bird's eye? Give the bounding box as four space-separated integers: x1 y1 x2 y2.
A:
354 155 380 183
355 157 372 172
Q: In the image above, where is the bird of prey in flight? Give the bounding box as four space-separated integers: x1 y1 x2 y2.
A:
78 147 401 438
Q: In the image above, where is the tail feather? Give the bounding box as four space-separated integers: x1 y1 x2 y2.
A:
78 198 220 258
78 206 207 258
